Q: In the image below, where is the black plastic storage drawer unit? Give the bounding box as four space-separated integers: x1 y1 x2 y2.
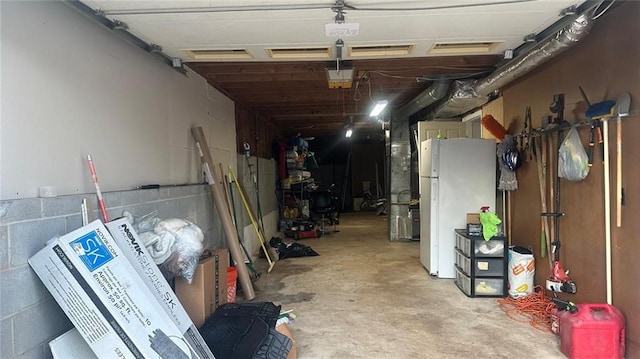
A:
454 229 508 298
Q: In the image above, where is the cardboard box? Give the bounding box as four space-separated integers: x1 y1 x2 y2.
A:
29 220 193 359
105 218 215 358
276 324 297 359
466 213 480 224
175 249 228 328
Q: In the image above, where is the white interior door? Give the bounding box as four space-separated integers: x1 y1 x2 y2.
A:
417 121 467 143
462 109 483 139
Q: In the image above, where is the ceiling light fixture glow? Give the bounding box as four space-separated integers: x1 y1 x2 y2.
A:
369 100 389 117
345 128 353 138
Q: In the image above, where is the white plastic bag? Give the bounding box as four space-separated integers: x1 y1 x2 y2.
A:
154 218 204 283
508 246 535 298
558 126 589 181
123 210 205 283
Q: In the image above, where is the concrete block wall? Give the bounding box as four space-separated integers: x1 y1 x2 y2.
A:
0 185 220 358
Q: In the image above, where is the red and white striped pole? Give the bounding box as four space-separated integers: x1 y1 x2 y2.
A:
86 155 109 223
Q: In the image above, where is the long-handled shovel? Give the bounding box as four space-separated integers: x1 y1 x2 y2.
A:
602 115 613 304
614 92 631 227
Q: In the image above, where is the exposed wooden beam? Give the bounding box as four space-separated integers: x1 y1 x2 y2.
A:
188 53 503 138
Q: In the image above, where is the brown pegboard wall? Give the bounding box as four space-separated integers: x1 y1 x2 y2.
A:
500 2 640 356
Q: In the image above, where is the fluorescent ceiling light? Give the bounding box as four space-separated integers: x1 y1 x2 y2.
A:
369 100 389 117
325 23 360 37
345 128 353 138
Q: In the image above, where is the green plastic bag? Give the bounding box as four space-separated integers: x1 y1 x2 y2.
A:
479 208 502 241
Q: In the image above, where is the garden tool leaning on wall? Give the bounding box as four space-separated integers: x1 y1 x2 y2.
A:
581 88 629 303
243 142 266 234
531 117 553 271
614 93 631 227
543 94 577 294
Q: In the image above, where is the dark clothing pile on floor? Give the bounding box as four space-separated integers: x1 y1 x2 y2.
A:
200 302 292 359
269 237 319 259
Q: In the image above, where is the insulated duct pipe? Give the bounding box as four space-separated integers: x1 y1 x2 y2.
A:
386 81 449 242
475 12 592 97
432 11 594 118
394 80 450 120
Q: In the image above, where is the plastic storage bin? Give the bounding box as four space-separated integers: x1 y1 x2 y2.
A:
454 266 506 297
455 250 471 275
454 229 507 298
455 230 472 256
454 229 505 257
456 249 505 277
560 303 625 359
473 257 505 277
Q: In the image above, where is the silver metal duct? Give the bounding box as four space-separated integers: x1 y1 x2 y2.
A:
476 12 592 96
387 80 450 241
429 80 488 119
395 80 451 119
432 12 594 118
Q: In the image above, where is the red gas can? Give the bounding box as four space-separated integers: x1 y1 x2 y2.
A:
559 303 625 359
550 307 570 335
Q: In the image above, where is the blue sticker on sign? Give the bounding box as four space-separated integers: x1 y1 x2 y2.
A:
70 231 114 271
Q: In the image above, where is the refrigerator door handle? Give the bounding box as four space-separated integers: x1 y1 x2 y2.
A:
431 140 439 177
431 181 438 202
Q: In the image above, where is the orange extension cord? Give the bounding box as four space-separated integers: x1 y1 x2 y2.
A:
497 286 555 332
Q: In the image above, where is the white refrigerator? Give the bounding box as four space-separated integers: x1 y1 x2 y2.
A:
419 138 496 278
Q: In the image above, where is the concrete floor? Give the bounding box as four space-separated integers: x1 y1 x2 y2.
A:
248 212 565 359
